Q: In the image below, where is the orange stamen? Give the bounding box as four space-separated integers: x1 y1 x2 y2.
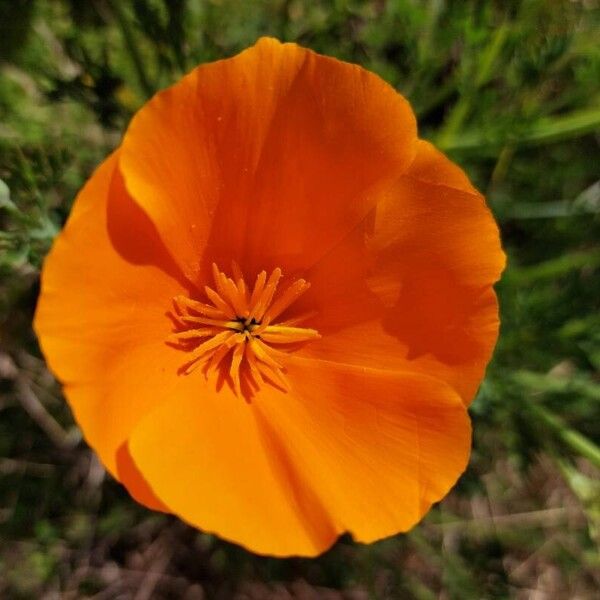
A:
170 264 319 396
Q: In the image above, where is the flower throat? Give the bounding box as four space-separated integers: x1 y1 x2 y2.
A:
169 263 319 396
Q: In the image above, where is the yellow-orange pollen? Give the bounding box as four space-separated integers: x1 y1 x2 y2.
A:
169 262 320 395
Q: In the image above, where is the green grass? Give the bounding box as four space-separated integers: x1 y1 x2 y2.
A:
1 0 599 597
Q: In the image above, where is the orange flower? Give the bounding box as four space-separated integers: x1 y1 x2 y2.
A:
34 38 505 557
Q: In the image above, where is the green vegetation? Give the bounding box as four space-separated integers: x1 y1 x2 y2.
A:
1 0 599 597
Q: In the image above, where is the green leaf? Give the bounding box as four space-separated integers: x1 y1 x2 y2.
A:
440 107 600 152
527 402 600 468
0 178 19 214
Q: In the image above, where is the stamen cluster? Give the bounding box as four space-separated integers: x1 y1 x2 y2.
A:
170 263 319 395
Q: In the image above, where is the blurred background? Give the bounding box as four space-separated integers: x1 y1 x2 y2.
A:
1 0 599 598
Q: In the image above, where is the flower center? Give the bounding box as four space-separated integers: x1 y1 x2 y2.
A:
169 262 319 396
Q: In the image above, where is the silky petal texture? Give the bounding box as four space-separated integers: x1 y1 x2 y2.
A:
118 37 417 283
34 39 505 557
128 358 470 557
405 139 479 194
34 152 187 507
296 141 505 403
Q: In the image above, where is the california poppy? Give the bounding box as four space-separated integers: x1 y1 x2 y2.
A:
34 38 505 556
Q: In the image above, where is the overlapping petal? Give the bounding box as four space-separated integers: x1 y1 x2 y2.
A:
128 357 470 556
118 37 418 282
297 141 505 403
34 152 187 494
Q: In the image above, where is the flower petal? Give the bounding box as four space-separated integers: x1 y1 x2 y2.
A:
266 358 472 544
34 152 188 482
404 139 479 193
297 141 505 403
116 442 169 512
128 357 470 556
118 37 417 282
128 381 340 557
